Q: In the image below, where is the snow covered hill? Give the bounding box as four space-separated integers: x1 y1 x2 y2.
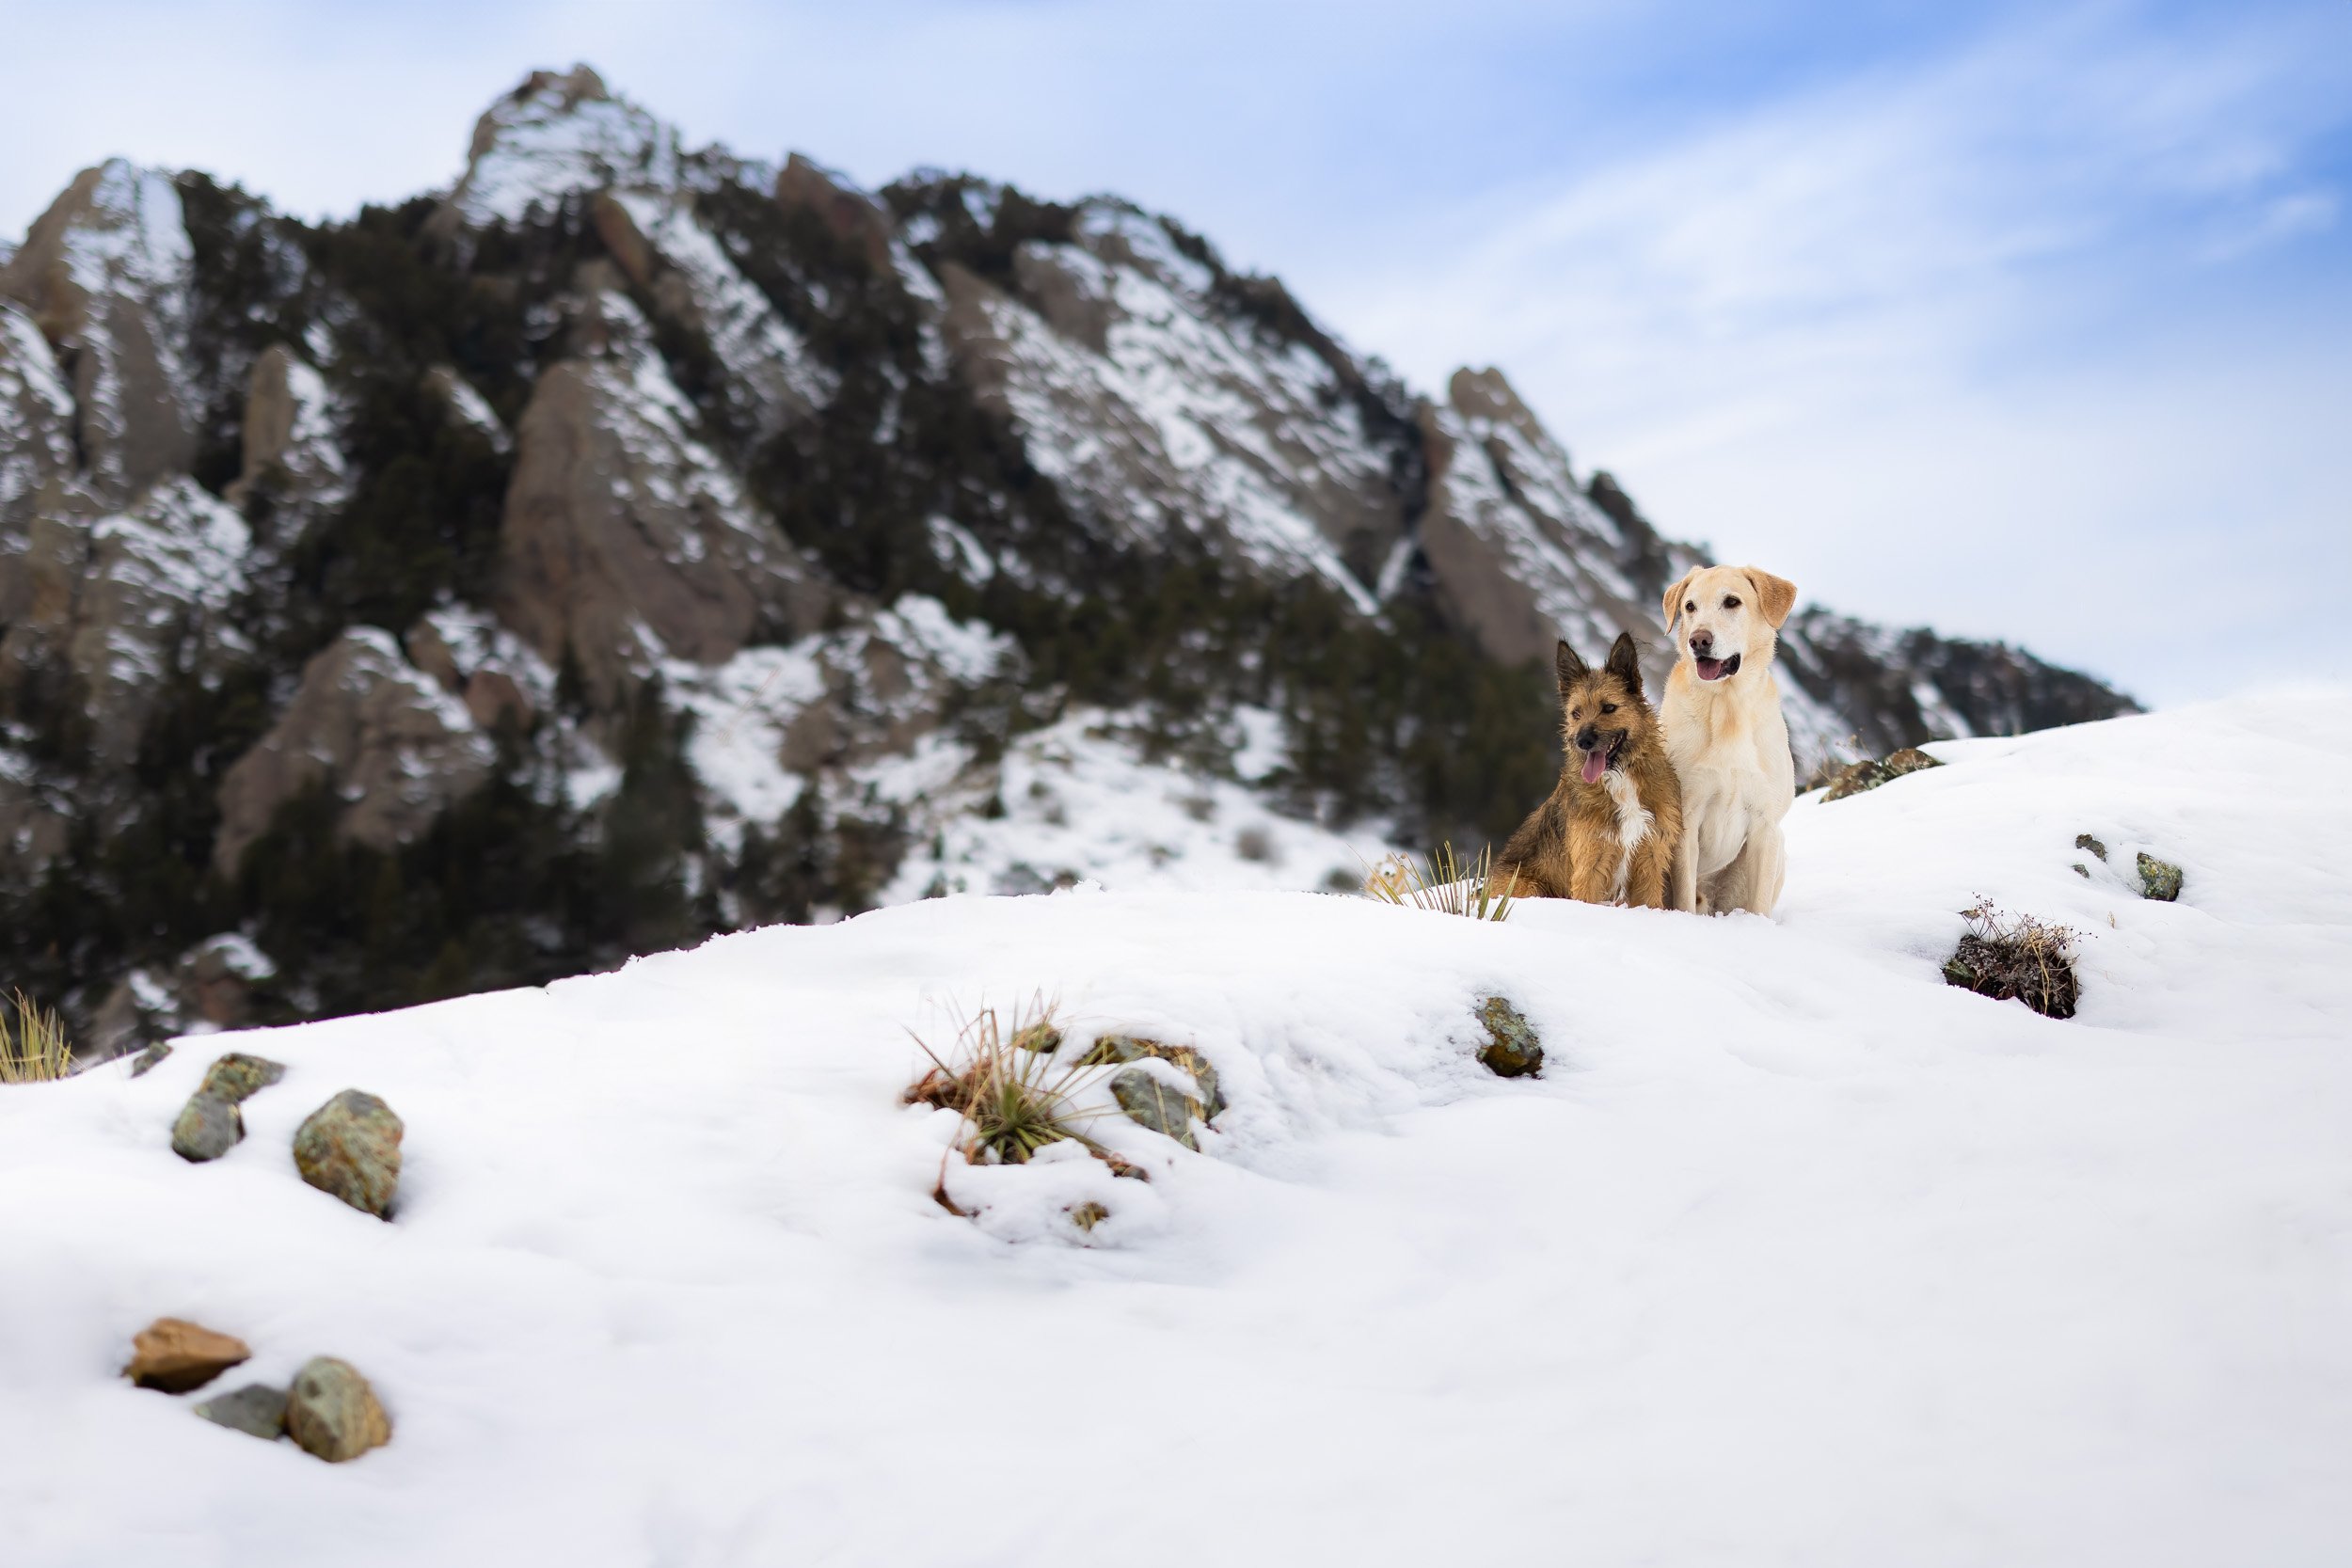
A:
6 692 2347 1566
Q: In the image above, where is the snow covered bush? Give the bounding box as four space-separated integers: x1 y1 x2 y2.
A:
1942 900 2084 1019
0 990 74 1083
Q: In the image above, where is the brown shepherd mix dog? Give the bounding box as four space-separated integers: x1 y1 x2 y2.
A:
1494 632 1685 909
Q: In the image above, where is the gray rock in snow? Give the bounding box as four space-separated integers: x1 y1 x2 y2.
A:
1109 1067 1201 1151
193 1383 288 1441
170 1092 244 1163
292 1089 405 1218
285 1356 390 1463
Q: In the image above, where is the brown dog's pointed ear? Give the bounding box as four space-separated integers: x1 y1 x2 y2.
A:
1661 568 1697 633
1744 567 1798 628
1554 638 1588 693
1605 631 1643 696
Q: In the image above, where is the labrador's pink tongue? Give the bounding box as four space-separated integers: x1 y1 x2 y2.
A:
1581 748 1608 784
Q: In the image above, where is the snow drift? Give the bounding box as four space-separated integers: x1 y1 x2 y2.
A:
4 690 2349 1566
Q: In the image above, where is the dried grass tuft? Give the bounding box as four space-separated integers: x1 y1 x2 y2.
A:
906 996 1106 1167
1360 842 1518 922
0 990 74 1085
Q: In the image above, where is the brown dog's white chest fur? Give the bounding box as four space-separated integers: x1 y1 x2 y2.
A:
1600 768 1655 902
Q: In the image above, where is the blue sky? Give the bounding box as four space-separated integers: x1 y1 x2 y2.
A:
4 0 2346 705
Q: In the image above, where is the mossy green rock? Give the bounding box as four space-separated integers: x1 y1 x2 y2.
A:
1476 996 1543 1077
285 1357 390 1463
1821 747 1943 802
170 1093 245 1162
1109 1067 1202 1150
197 1052 285 1102
169 1053 289 1163
292 1090 405 1218
1082 1035 1224 1118
2137 852 2184 902
193 1383 288 1441
128 1041 173 1078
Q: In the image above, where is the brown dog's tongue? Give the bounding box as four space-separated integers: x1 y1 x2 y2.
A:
1581 748 1608 784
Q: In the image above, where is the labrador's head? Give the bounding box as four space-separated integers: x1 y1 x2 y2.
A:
1660 564 1798 684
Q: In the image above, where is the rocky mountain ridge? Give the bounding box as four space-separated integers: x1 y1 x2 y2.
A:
0 66 2135 1052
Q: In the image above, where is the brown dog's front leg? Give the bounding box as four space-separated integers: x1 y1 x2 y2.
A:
1627 836 1673 910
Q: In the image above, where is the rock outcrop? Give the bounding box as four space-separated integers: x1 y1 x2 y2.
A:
0 160 194 505
214 628 494 873
1820 747 1944 802
1416 369 1667 673
496 325 830 712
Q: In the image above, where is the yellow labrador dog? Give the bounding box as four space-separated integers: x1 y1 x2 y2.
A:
1660 564 1800 915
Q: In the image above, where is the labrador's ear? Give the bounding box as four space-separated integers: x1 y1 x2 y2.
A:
1742 567 1798 628
1554 638 1589 694
1605 631 1643 697
1661 568 1697 633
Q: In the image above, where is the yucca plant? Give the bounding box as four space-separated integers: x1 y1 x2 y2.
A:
905 998 1105 1165
0 990 75 1084
1360 842 1518 922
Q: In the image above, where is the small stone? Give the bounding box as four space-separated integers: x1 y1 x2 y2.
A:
196 1052 286 1103
292 1090 405 1218
2137 852 2184 902
2074 833 2108 862
193 1383 287 1441
1110 1067 1201 1150
1010 1021 1063 1054
2072 863 2090 878
1476 996 1544 1077
1090 1148 1150 1182
1081 1035 1224 1117
128 1042 173 1078
125 1318 251 1393
284 1357 391 1463
170 1093 244 1163
1069 1201 1110 1233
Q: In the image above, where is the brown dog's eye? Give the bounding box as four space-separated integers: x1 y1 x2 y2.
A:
1600 703 1617 714
1724 595 1741 609
1568 708 1581 721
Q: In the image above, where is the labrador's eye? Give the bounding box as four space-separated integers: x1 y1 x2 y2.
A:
1684 600 1696 614
1724 595 1741 609
1600 703 1618 715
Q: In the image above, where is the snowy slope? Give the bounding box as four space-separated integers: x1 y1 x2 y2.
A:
4 712 2343 1562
